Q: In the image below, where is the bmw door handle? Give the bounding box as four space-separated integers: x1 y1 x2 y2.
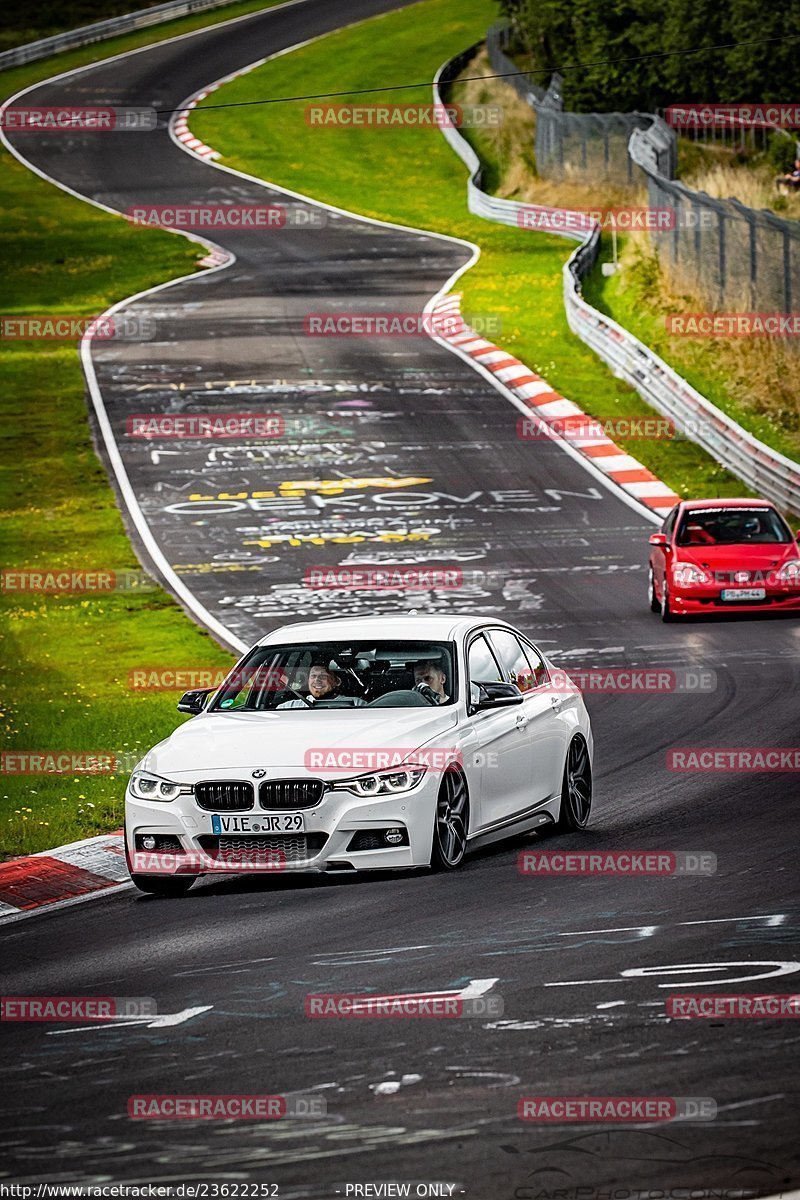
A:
515 713 530 730
551 695 563 712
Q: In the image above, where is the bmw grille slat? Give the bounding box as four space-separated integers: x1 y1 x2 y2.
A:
195 781 254 811
198 833 328 863
258 779 326 810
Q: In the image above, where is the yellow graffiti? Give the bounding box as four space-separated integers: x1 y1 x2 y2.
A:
242 531 435 549
187 476 432 502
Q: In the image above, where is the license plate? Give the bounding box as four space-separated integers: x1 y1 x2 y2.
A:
211 812 305 834
720 588 766 601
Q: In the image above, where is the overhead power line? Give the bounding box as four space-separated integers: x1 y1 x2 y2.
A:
157 31 800 116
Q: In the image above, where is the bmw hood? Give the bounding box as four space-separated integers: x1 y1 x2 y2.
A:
140 707 460 778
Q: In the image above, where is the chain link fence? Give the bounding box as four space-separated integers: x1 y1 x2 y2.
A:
629 128 799 312
486 22 799 326
486 23 667 187
433 53 800 515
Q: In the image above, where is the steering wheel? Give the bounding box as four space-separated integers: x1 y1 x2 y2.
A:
367 689 434 708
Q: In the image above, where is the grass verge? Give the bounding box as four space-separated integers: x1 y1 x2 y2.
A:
452 51 800 468
0 4 302 855
0 0 287 99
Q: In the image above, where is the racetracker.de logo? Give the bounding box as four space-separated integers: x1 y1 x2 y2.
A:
546 667 717 694
518 850 717 876
517 1096 717 1122
303 748 462 772
126 204 324 229
1 314 155 340
666 312 800 337
665 103 800 129
667 748 800 772
666 994 800 1018
517 205 676 231
305 103 502 128
131 850 288 874
127 413 284 439
305 991 503 1018
302 312 496 337
1 751 118 775
128 666 286 691
304 566 463 590
0 569 153 593
1 996 156 1021
0 105 156 131
517 415 677 441
127 1094 326 1119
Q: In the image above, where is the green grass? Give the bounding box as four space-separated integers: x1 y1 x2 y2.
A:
0 0 168 53
0 149 237 855
0 5 309 856
192 0 750 507
0 0 287 99
583 239 800 467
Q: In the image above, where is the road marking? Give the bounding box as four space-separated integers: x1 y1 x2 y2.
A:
546 961 800 988
556 914 788 937
47 1005 213 1034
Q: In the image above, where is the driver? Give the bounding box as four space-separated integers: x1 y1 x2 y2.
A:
278 663 365 708
413 660 449 704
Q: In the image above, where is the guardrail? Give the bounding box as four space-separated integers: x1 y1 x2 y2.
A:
434 52 800 516
0 0 244 71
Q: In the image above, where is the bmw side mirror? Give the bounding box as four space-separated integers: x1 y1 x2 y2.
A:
648 532 667 547
177 688 214 715
471 681 524 713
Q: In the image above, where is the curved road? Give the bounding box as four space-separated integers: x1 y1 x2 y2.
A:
2 0 799 1193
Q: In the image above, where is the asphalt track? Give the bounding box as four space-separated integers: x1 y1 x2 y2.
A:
1 0 799 1193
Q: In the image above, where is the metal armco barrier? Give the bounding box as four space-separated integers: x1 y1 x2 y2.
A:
0 0 244 71
433 53 800 516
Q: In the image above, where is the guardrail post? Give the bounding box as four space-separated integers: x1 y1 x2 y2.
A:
784 229 793 314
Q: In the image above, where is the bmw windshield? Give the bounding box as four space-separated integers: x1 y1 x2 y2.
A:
209 641 457 711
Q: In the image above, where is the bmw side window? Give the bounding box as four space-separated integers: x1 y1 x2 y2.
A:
468 635 504 689
487 629 536 692
519 639 550 689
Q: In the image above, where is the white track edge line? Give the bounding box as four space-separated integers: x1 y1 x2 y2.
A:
170 36 663 527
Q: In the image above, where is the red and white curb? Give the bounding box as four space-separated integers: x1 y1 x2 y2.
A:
172 83 222 159
432 294 681 518
0 832 129 924
169 81 679 522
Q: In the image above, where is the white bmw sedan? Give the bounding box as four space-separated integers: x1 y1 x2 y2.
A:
125 615 593 894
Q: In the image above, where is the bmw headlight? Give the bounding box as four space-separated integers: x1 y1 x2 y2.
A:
332 766 427 797
129 771 193 802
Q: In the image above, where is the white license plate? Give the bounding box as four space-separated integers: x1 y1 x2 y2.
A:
211 812 305 834
720 588 766 601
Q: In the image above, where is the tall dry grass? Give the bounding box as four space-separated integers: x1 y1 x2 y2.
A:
451 51 800 453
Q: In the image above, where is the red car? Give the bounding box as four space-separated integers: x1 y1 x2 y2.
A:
647 498 800 621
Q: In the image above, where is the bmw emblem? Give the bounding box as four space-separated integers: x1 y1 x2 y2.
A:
252 768 266 778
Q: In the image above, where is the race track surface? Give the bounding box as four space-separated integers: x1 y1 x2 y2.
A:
2 0 799 1192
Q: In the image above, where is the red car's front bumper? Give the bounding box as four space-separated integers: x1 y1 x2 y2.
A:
670 588 800 615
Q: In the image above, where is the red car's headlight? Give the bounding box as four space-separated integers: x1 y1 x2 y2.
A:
672 562 710 587
773 558 800 585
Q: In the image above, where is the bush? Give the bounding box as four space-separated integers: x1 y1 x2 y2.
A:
767 134 798 175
